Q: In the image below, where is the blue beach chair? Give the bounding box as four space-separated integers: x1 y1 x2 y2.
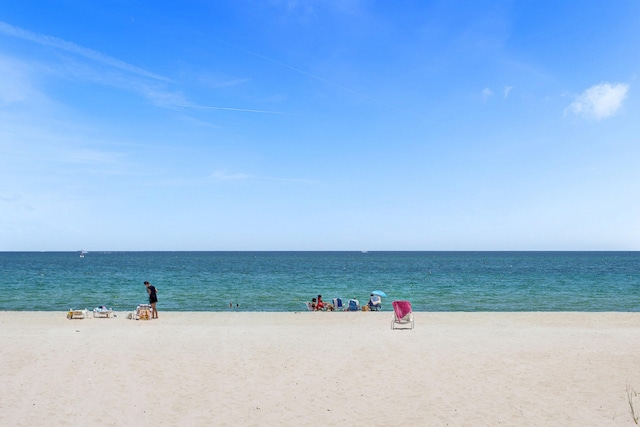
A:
346 299 360 311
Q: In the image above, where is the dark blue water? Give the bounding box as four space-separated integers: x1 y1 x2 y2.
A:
0 251 638 312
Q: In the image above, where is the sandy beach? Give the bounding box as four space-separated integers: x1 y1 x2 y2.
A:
1 311 640 426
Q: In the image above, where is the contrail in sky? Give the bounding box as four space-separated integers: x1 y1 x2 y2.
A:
213 38 397 110
0 21 386 114
0 21 286 114
0 21 170 82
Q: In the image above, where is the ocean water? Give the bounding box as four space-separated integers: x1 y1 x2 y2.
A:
0 251 638 312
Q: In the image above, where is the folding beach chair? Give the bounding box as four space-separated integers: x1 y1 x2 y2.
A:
368 295 382 311
346 299 360 311
67 309 89 319
332 298 344 310
132 304 152 320
93 306 113 318
391 300 414 329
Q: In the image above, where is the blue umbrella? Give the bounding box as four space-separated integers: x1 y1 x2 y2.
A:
371 290 387 297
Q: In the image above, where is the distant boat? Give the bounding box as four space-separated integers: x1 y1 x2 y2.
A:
79 250 87 258
361 250 368 254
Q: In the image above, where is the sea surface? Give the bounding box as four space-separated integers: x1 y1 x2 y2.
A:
0 251 638 312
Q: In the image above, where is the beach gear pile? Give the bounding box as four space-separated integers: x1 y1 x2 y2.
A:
66 306 116 319
66 308 89 319
93 306 114 318
127 304 153 320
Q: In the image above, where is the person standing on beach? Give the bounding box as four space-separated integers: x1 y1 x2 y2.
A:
145 281 158 319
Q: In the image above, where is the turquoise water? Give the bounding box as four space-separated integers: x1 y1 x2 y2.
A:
0 251 638 312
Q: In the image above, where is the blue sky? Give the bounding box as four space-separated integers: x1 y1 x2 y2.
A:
1 1 638 251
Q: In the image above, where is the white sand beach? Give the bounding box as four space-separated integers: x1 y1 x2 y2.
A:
1 311 640 426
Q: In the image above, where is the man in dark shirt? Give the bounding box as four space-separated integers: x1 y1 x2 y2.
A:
144 281 158 319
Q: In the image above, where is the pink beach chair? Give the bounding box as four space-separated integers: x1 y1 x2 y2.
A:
391 300 414 329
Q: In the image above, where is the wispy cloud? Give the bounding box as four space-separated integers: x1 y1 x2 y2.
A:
139 84 287 114
270 0 366 24
178 104 288 114
0 193 22 202
208 170 316 185
503 86 513 98
145 170 314 188
482 87 493 101
0 21 170 82
0 22 285 116
64 148 126 166
208 170 253 181
209 170 252 181
139 86 190 108
564 82 629 120
197 73 251 89
211 36 396 110
0 55 48 107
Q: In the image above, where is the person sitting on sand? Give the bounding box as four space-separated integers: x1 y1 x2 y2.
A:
368 294 382 311
310 298 317 310
314 295 334 311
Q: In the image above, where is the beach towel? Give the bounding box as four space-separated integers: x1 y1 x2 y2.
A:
393 300 412 320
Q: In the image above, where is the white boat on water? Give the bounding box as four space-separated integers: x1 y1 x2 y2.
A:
79 250 87 258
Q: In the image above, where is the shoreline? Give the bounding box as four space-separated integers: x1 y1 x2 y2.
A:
2 312 639 425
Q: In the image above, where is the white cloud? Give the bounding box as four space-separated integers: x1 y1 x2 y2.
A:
564 82 629 120
503 86 513 98
482 87 493 101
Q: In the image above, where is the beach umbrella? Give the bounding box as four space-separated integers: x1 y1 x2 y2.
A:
371 290 387 297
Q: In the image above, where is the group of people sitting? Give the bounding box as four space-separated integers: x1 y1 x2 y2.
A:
309 294 382 311
309 295 332 311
